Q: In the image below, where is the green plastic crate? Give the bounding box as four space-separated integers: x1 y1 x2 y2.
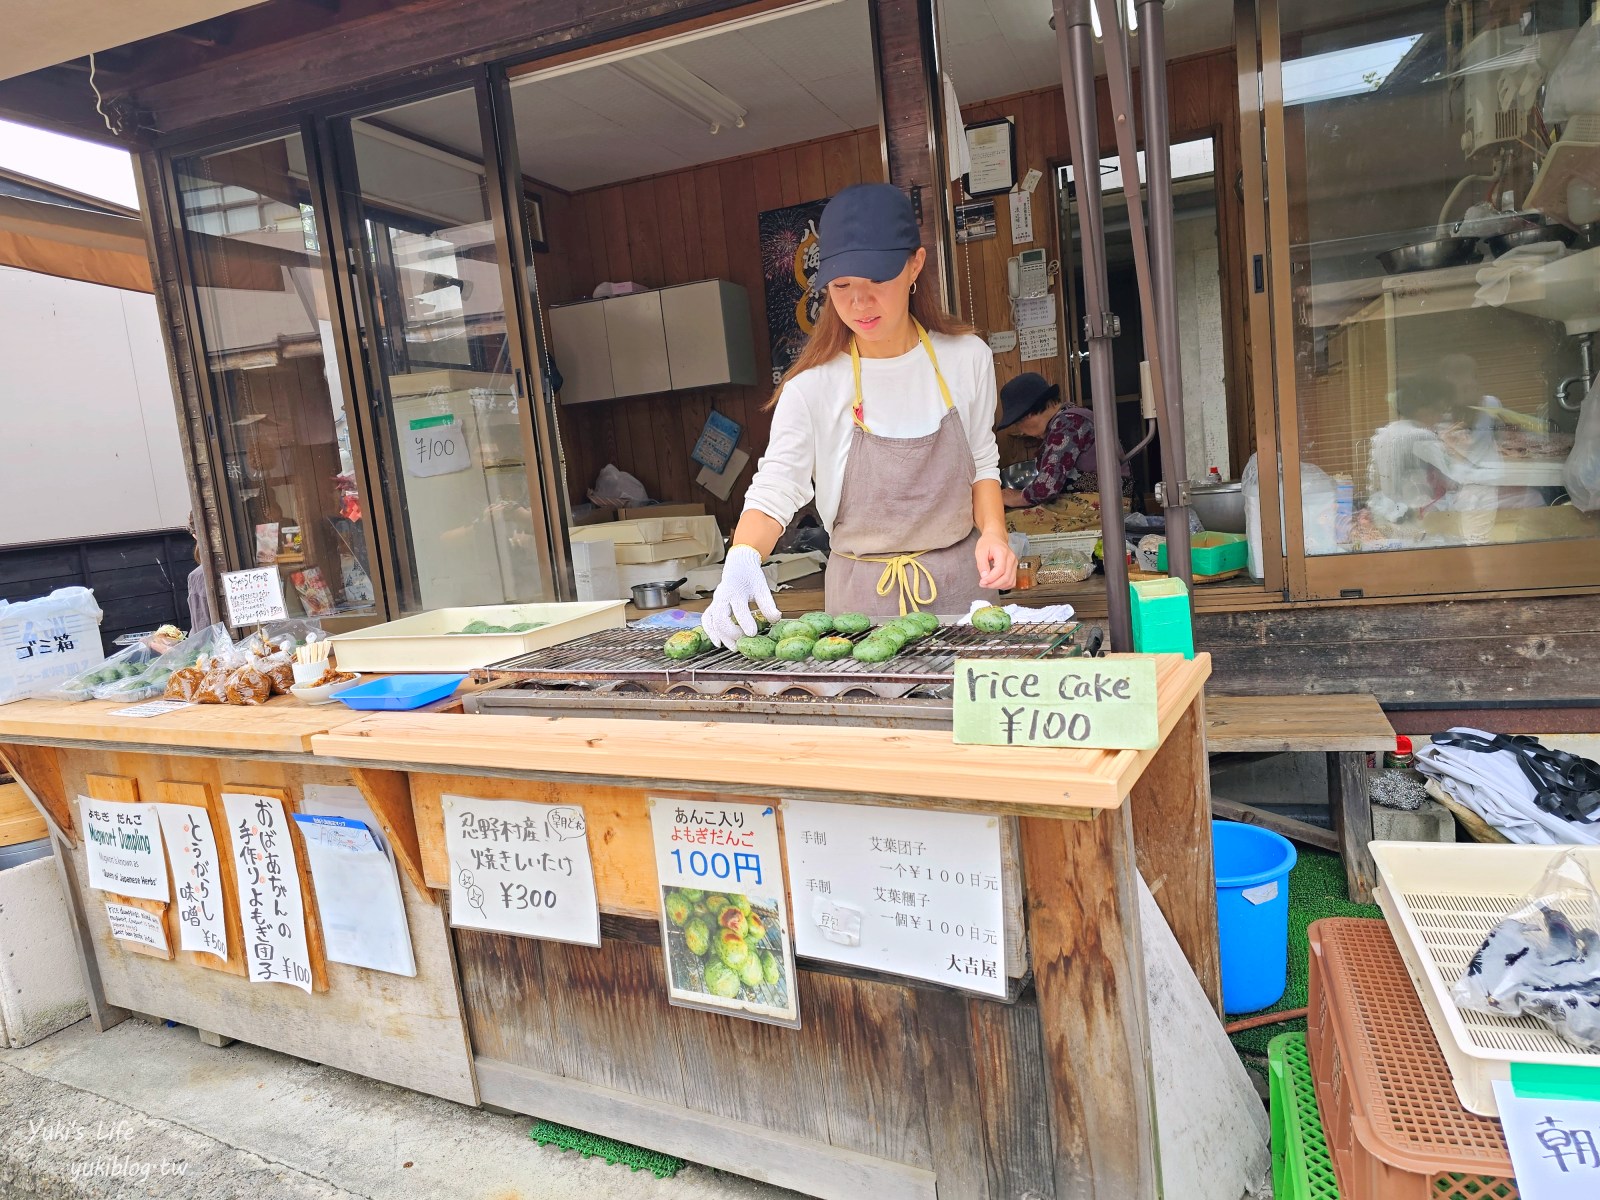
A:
1269 1032 1340 1200
1157 531 1248 575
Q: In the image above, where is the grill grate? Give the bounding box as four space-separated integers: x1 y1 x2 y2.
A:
482 622 1085 698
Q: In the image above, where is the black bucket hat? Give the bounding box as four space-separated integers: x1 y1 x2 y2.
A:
813 183 920 289
995 373 1061 430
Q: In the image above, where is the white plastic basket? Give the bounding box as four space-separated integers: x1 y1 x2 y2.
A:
1371 841 1600 1116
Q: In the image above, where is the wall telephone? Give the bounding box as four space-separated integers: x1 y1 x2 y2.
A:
1008 248 1049 300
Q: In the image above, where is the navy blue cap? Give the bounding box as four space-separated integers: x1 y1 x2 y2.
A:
996 373 1060 430
813 183 919 289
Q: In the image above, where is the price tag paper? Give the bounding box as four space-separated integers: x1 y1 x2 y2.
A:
953 656 1159 749
783 801 1008 996
405 414 472 478
80 797 169 901
155 804 228 960
648 797 799 1027
441 795 600 947
223 792 313 992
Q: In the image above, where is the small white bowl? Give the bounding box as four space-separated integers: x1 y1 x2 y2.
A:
289 673 363 706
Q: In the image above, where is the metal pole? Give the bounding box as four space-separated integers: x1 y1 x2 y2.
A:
1136 0 1194 591
1052 0 1132 651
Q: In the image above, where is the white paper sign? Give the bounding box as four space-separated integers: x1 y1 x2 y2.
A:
1014 293 1056 329
1009 189 1034 244
649 797 799 1026
1021 167 1043 195
964 118 1015 195
1493 1078 1600 1196
782 800 1008 996
79 797 169 901
223 792 313 992
442 796 600 947
221 568 288 627
405 414 472 478
156 804 227 960
987 330 1018 355
1019 323 1059 362
105 902 167 952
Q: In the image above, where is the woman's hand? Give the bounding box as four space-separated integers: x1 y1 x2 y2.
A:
701 545 782 650
1001 488 1029 508
975 531 1017 591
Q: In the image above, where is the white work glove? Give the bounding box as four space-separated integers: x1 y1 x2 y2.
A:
701 545 780 650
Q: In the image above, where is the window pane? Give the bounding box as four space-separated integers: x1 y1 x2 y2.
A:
348 90 552 612
175 134 378 619
1280 0 1600 556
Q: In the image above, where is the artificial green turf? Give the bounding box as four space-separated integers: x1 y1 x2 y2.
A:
529 1120 685 1178
1229 847 1381 1056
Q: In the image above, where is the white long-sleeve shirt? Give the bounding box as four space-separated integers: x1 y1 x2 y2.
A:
741 331 1001 532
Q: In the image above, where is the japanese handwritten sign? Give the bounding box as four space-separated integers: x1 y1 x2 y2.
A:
952 656 1159 750
79 797 169 901
404 414 472 478
782 801 1010 997
220 568 287 628
222 792 312 992
155 804 227 960
104 902 168 952
649 797 799 1027
1494 1079 1600 1197
441 796 600 947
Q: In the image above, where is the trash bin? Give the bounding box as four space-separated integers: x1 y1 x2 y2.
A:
1212 820 1297 1014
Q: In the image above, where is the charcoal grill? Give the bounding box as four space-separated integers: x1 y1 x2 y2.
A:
467 621 1095 725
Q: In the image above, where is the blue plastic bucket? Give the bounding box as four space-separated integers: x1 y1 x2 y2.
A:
1212 820 1297 1014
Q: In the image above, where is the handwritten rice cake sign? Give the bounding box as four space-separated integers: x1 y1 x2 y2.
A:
79 797 170 901
952 656 1159 750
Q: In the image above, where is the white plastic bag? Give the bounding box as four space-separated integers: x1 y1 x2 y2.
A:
587 464 648 509
1563 379 1600 513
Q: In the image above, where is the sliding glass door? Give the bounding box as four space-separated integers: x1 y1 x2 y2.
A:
1261 0 1600 599
334 84 560 613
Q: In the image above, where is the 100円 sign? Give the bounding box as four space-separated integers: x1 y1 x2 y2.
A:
952 656 1159 750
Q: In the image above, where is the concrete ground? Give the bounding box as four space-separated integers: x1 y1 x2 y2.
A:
0 1018 808 1200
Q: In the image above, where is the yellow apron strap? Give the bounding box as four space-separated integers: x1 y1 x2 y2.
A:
848 320 954 434
835 550 939 615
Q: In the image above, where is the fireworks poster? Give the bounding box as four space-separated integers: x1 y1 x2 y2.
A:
758 199 828 385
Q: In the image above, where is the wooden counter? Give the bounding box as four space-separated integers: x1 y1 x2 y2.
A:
0 654 1220 1200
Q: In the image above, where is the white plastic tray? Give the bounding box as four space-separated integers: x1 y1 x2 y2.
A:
1371 841 1600 1116
328 601 625 673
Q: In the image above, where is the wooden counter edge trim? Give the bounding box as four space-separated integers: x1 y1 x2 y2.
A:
0 701 369 756
349 768 434 900
474 1057 938 1200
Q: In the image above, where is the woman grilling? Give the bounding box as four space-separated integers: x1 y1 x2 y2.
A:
702 183 1016 648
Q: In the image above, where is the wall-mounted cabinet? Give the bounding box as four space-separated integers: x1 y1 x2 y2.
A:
549 280 756 405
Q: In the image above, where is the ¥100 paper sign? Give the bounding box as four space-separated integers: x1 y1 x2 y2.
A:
648 797 799 1027
79 797 169 901
222 792 313 992
442 796 600 947
155 804 227 960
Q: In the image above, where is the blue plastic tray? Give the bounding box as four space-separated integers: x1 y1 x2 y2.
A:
335 673 466 711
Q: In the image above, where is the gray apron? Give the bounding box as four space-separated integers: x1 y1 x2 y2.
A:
825 325 997 616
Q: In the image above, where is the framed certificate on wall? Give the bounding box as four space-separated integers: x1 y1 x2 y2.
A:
963 118 1017 198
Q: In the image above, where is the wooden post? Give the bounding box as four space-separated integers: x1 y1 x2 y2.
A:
1021 805 1159 1199
1328 752 1376 904
1128 693 1223 1011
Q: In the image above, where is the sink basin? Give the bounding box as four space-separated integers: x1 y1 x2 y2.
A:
1500 245 1600 334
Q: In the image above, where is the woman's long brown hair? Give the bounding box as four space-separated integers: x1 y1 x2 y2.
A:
765 283 974 409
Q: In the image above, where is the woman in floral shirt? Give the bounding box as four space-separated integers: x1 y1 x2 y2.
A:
995 373 1128 508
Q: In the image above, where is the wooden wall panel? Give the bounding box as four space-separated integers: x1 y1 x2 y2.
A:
951 53 1248 472
540 127 880 530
